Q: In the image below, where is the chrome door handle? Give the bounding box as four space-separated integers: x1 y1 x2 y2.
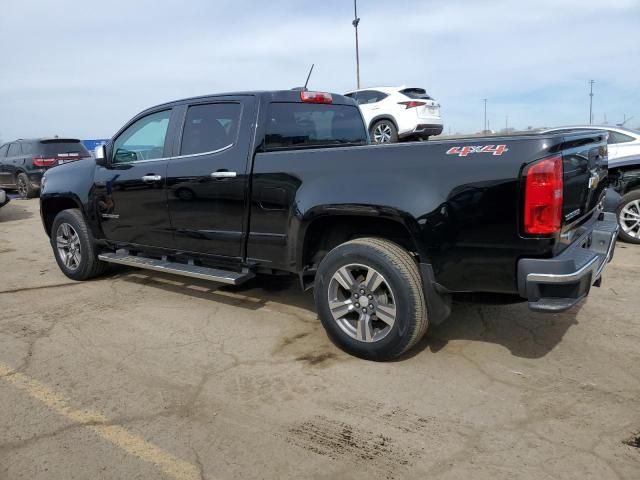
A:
141 175 162 182
211 171 237 178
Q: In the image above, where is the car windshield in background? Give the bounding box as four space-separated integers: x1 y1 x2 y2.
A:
39 140 90 156
265 103 367 151
400 88 432 100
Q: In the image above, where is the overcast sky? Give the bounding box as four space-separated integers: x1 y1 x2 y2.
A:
1 0 639 141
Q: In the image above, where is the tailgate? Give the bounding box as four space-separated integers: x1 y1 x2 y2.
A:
560 131 608 227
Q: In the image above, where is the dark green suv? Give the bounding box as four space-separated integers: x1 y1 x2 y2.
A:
0 138 90 198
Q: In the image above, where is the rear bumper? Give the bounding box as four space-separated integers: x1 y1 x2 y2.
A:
399 123 443 139
0 189 8 207
517 211 619 312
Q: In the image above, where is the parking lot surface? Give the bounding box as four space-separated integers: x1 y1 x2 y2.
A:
1 199 639 479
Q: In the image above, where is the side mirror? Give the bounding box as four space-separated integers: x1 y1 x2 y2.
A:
95 144 108 167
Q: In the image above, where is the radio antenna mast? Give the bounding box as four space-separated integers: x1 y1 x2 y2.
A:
303 64 315 90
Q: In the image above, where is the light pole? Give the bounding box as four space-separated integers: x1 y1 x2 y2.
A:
589 80 595 125
353 0 361 89
483 99 488 132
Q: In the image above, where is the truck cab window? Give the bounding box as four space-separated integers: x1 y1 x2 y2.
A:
265 103 367 150
180 103 241 156
112 110 171 163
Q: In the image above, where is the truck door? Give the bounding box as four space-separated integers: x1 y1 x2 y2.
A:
166 96 256 259
94 108 176 247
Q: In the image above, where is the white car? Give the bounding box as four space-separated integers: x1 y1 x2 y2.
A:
542 125 640 161
344 86 443 144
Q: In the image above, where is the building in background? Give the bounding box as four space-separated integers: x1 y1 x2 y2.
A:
81 139 109 153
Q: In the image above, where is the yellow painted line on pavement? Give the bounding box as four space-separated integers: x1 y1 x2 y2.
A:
0 363 201 480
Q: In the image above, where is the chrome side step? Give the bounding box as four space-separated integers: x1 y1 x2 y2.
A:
98 250 254 285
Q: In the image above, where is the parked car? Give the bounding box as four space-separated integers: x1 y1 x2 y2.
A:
542 126 640 244
40 89 617 360
0 138 91 198
0 189 9 209
542 125 640 161
608 153 640 244
344 86 443 143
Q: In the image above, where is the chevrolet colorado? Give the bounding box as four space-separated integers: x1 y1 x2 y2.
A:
40 90 618 360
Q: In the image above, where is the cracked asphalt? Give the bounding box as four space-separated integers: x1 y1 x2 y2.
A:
1 198 639 479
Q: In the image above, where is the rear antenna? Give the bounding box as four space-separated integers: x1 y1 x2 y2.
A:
303 64 314 91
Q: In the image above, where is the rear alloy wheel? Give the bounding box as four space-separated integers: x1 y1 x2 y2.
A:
370 120 398 144
328 264 397 343
16 173 37 199
617 190 640 244
314 238 428 360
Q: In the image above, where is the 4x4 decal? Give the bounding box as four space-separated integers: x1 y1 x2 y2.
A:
446 145 509 157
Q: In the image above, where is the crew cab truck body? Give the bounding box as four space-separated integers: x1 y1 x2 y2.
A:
40 90 618 360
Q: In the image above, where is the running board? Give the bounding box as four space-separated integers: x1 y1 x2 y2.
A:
98 251 254 285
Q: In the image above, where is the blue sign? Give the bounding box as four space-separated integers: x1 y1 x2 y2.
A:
82 139 109 152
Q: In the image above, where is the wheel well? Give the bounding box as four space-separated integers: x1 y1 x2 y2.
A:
302 216 418 270
41 198 81 236
369 115 398 132
610 166 640 195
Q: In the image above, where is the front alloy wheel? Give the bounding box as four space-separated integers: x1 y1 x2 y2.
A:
50 208 108 280
56 223 82 271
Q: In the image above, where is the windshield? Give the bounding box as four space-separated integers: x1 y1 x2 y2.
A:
265 103 367 151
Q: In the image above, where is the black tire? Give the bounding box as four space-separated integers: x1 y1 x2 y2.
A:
16 172 38 199
51 209 108 280
370 120 399 144
314 238 428 361
617 190 640 244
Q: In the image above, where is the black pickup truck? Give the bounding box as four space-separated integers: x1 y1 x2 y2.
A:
40 90 619 360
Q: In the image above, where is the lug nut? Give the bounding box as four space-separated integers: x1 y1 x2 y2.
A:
362 308 367 314
355 303 360 308
367 294 373 300
360 289 365 295
354 293 359 299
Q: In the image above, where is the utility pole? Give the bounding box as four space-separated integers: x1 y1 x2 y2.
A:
589 80 595 125
352 0 361 89
483 99 488 132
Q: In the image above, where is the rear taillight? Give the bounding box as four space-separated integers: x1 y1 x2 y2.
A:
524 155 563 235
300 91 333 104
398 101 426 109
32 156 57 167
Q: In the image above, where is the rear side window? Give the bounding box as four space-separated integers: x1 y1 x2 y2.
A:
0 144 8 158
265 103 367 151
21 143 34 155
180 103 241 156
38 140 89 156
354 90 388 105
608 131 634 145
400 88 432 100
7 143 20 156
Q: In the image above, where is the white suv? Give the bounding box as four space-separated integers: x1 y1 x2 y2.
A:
344 86 443 143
